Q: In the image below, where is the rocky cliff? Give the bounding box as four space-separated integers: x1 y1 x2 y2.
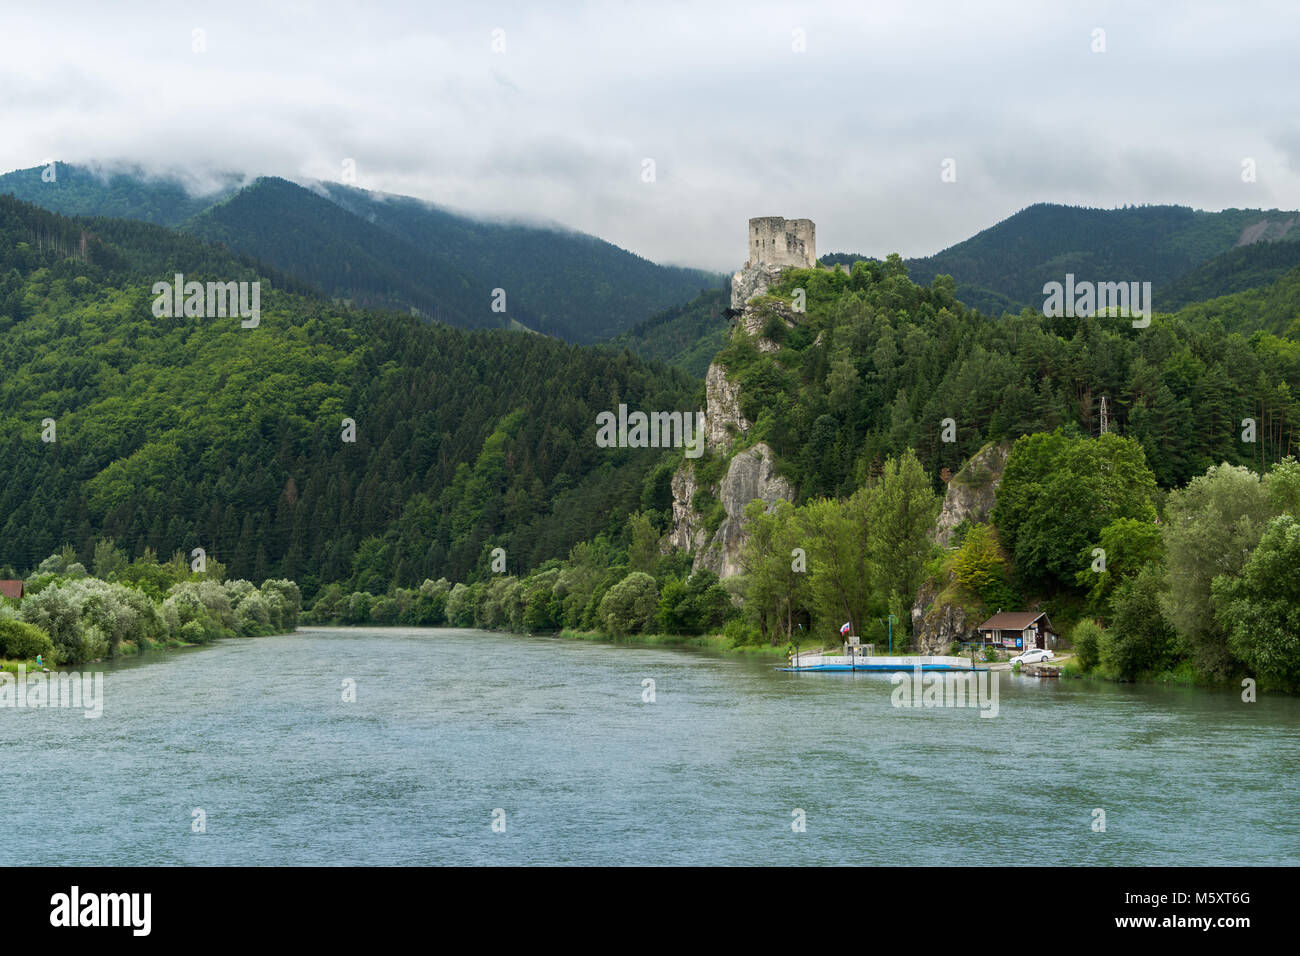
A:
691 442 794 578
911 440 1012 650
910 575 978 654
667 257 801 578
704 362 750 449
668 462 707 553
729 262 786 310
932 440 1011 547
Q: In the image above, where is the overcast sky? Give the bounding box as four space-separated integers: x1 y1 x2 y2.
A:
3 1 1298 270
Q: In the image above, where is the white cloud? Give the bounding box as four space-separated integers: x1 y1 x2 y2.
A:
2 0 1297 270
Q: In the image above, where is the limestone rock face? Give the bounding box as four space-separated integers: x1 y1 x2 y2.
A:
704 362 750 451
933 441 1011 547
739 301 795 353
692 442 794 579
668 462 708 553
730 263 786 310
910 440 1015 651
911 575 978 654
669 216 816 577
669 359 752 560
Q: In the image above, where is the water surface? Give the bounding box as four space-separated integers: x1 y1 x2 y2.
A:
3 627 1296 865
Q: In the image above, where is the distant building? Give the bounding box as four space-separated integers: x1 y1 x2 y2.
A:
0 580 25 600
745 216 816 270
731 216 818 309
976 610 1056 650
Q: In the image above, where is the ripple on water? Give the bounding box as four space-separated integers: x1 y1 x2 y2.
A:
1 627 1297 865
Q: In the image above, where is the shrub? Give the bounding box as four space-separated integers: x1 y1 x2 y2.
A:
235 592 271 635
724 616 762 647
19 579 156 662
445 583 475 627
260 579 302 630
597 571 659 635
0 619 55 661
65 624 109 663
309 582 346 623
344 591 373 625
1104 565 1177 680
1072 619 1104 672
369 596 399 625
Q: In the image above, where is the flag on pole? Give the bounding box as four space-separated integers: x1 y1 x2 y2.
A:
840 621 851 635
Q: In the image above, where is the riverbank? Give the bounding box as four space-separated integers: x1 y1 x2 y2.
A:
555 628 789 659
1059 656 1247 691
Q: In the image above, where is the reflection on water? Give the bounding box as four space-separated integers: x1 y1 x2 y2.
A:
2 627 1297 865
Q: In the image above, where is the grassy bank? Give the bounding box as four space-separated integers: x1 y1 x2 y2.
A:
1059 656 1246 691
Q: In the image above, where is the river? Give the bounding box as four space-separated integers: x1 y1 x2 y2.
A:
3 626 1297 865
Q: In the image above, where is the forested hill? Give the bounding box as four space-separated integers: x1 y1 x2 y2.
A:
185 177 491 329
314 181 721 343
1156 237 1300 312
0 162 720 343
604 285 731 377
0 194 699 596
825 203 1300 317
707 256 1299 499
0 161 244 225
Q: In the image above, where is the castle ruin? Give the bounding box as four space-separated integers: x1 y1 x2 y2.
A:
731 216 817 309
745 216 816 270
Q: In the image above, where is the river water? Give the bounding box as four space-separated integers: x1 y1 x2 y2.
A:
3 626 1297 865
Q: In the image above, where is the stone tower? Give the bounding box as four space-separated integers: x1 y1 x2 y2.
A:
731 216 816 309
745 216 816 270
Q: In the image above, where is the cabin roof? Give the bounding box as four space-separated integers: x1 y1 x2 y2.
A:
977 611 1052 632
0 580 24 599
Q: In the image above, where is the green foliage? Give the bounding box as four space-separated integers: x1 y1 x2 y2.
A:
1071 619 1104 672
738 499 808 644
736 451 938 644
865 450 942 606
1159 240 1300 314
798 494 875 639
0 165 720 344
1102 565 1178 680
92 537 129 581
1077 517 1165 614
707 229 1300 508
7 550 292 663
994 431 1158 592
902 202 1298 316
0 619 55 661
656 570 733 635
953 523 1017 609
1161 464 1273 678
1264 456 1300 516
0 193 697 588
1170 258 1300 336
625 511 661 575
724 615 763 648
0 162 241 226
597 571 659 636
608 287 730 376
1212 515 1300 690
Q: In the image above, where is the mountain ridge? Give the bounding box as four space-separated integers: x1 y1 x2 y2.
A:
0 162 722 343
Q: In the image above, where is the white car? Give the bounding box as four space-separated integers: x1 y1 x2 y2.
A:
1010 648 1055 665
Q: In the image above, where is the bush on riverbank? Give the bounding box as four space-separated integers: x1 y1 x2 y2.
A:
0 619 55 662
1 547 302 664
303 559 736 642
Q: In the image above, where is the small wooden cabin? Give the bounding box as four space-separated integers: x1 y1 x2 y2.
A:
976 611 1056 650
